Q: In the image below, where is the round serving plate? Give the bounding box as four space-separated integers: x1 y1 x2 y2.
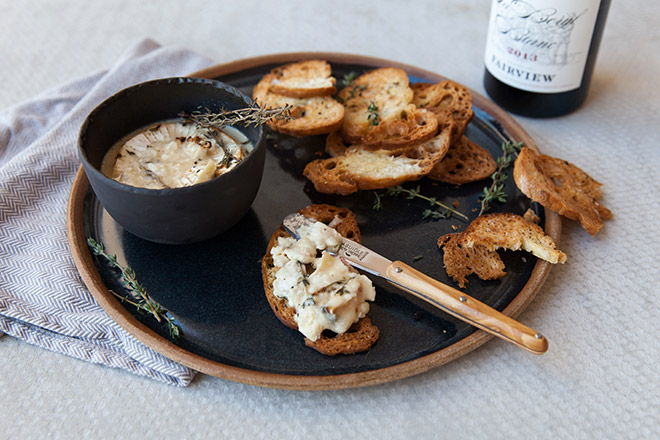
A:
67 52 560 390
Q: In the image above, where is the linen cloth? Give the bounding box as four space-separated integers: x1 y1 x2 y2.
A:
0 39 214 386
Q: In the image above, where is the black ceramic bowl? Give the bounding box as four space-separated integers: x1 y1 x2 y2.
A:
78 77 266 244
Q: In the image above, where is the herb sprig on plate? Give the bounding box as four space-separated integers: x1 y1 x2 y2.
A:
373 185 468 221
477 141 524 216
87 238 181 340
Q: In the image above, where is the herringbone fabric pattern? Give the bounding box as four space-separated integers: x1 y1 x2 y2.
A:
0 39 213 386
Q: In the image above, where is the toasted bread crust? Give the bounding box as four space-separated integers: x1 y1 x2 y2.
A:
263 225 301 330
438 233 506 288
428 135 496 184
253 73 344 137
359 106 439 148
262 204 378 355
438 212 566 286
461 213 567 264
338 68 438 148
412 80 474 143
324 130 350 157
304 127 451 195
269 60 337 98
305 317 379 355
513 147 612 236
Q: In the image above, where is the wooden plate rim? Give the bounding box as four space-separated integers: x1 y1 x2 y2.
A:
67 52 561 390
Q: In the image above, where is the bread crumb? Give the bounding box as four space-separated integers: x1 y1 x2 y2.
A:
523 208 541 224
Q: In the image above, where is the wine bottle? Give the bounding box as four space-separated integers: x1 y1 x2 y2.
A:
483 0 611 117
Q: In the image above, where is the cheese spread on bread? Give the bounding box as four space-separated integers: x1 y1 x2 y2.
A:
101 121 250 189
270 220 376 341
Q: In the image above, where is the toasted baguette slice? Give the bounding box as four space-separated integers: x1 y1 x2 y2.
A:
338 68 437 148
303 316 379 356
324 130 351 157
360 105 438 148
461 213 567 264
262 204 378 355
253 73 344 137
513 147 612 236
438 233 506 288
304 127 451 195
268 60 337 98
428 135 496 184
412 80 474 143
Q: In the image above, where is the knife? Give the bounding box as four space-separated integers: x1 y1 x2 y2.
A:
283 213 548 354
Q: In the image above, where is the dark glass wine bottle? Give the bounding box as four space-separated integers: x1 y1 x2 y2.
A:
483 0 611 118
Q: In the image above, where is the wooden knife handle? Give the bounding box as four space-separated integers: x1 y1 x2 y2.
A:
386 261 548 354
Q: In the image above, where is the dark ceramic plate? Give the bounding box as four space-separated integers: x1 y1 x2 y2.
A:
68 53 560 390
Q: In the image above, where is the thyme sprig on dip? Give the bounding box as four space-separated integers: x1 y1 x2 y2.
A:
87 238 181 340
181 103 293 130
478 141 524 216
373 185 468 221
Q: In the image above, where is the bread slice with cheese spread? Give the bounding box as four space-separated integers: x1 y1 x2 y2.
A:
261 204 379 355
303 126 452 195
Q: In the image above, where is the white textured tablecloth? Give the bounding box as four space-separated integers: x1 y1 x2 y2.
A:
1 1 659 439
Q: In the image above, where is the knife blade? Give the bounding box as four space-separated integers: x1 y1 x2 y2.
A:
283 213 548 354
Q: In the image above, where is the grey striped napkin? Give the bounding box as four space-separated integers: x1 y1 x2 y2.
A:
0 39 214 386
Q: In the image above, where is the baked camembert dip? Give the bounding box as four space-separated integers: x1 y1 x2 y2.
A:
101 120 251 189
270 220 376 341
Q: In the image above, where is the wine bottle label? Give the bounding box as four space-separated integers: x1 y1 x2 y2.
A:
484 0 600 93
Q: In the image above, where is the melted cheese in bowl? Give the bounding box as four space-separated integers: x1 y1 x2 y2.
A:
270 220 376 341
101 121 252 189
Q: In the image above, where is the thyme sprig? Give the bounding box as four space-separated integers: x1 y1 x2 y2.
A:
342 72 358 86
374 185 469 221
182 103 293 131
334 73 365 103
477 141 524 216
367 102 380 126
87 238 181 340
372 191 384 211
